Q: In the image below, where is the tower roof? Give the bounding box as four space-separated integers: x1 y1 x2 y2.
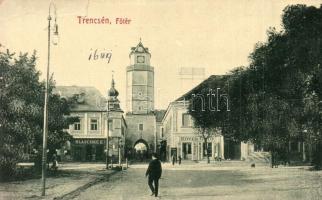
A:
129 39 151 57
108 74 119 98
54 86 106 112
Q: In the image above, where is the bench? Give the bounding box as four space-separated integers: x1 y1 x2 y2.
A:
16 162 35 176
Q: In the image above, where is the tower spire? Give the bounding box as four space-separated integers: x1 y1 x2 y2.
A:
108 70 119 98
111 70 115 88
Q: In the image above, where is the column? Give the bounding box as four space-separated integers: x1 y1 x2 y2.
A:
220 136 224 159
212 141 215 160
180 142 183 158
104 118 108 137
302 142 306 162
191 142 194 160
196 142 199 160
84 113 88 135
201 142 204 160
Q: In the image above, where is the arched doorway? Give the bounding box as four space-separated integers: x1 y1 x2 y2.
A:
133 139 149 162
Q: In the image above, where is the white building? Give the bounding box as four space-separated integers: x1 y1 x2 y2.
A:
162 100 224 161
161 75 255 162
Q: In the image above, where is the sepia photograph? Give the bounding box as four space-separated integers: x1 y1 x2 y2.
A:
0 0 322 199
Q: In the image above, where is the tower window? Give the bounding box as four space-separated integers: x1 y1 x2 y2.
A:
138 124 144 131
90 119 98 131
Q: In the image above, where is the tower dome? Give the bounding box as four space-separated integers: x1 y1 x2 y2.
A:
108 76 119 98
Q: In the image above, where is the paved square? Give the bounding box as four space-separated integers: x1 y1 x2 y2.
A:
75 164 322 200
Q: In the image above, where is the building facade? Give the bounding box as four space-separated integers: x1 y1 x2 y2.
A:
55 79 127 162
162 101 224 161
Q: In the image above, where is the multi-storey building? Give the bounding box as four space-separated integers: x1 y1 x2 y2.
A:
55 77 126 162
161 100 225 161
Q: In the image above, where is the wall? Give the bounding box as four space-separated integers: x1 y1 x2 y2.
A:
125 114 156 150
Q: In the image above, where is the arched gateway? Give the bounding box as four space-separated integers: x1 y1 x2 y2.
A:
132 139 150 161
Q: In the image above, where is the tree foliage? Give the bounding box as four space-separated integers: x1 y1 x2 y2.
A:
0 49 76 180
188 4 322 167
188 75 230 163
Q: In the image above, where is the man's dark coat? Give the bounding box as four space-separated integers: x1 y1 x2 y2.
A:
145 158 162 179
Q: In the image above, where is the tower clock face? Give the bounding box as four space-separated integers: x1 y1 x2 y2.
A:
137 56 145 63
138 46 143 52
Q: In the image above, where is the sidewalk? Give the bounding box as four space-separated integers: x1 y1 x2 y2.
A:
129 160 312 171
0 163 117 200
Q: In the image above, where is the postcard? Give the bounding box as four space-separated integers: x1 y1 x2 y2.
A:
0 0 321 199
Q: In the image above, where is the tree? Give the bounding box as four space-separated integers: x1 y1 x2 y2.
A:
187 4 322 168
226 4 322 167
0 49 76 180
188 76 230 163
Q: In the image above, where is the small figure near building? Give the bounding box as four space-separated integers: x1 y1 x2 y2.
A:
172 154 176 165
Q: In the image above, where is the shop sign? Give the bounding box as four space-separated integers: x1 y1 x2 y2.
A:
180 137 199 141
74 139 106 145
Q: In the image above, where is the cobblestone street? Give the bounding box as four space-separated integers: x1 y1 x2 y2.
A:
0 163 322 200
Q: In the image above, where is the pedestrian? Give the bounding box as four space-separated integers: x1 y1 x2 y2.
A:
178 155 181 165
172 154 175 165
51 154 58 171
146 153 162 197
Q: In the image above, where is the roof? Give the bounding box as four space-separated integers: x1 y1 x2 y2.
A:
129 40 151 57
161 74 229 123
54 86 107 112
154 109 166 122
175 75 228 101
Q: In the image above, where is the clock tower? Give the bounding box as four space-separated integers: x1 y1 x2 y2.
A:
126 40 154 114
125 40 156 155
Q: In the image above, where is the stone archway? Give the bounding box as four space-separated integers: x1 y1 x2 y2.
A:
133 139 149 162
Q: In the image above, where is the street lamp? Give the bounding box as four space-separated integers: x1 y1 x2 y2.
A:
41 1 59 196
106 101 110 169
118 138 123 166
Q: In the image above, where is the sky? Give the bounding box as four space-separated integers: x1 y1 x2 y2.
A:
0 0 321 110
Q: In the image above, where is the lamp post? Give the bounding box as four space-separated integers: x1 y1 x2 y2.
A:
41 1 59 196
106 99 110 169
118 137 121 166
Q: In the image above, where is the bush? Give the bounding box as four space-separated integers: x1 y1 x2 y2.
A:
0 145 22 181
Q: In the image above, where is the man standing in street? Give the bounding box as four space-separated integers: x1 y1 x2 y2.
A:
146 153 162 197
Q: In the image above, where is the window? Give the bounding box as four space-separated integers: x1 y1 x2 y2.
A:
161 127 164 138
203 142 212 157
182 113 191 127
138 123 144 131
90 119 98 131
74 119 81 131
108 119 113 131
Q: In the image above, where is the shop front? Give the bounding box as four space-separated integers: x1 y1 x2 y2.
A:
173 135 224 161
72 139 106 162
